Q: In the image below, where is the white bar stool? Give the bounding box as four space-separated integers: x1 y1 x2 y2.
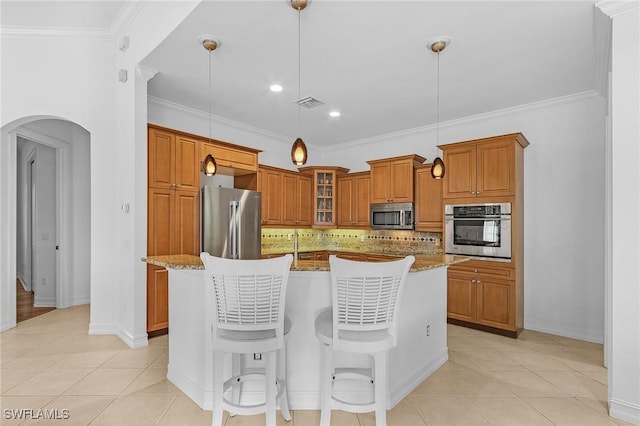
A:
200 253 294 426
314 254 415 426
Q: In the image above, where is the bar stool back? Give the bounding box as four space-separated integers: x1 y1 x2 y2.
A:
314 254 415 426
201 253 294 426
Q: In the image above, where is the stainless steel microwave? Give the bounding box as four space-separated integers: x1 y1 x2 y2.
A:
370 202 414 230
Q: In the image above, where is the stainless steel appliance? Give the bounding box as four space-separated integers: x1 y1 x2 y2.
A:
201 186 261 259
445 202 511 260
370 202 414 230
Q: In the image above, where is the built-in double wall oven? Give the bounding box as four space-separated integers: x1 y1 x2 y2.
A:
444 202 511 261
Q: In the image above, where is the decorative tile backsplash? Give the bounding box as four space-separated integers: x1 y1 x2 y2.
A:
261 228 441 255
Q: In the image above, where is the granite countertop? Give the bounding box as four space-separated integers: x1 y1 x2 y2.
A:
142 253 468 272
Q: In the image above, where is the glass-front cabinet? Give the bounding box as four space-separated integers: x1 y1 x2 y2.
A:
299 166 349 228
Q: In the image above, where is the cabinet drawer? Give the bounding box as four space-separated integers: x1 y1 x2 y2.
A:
449 262 515 280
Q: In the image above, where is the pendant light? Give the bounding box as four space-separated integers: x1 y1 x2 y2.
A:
290 0 308 166
428 36 450 180
200 35 220 176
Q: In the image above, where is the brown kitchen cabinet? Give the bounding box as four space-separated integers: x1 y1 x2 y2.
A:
201 140 258 174
148 126 200 192
258 165 311 227
299 167 349 228
147 179 199 334
337 172 370 228
439 133 529 200
447 260 521 337
414 164 443 233
367 154 426 204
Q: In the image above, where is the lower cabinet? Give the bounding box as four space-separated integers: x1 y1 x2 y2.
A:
147 265 169 333
447 261 520 336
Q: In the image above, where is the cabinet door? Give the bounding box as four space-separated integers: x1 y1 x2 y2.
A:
173 190 200 256
148 188 174 256
476 139 515 197
148 128 175 190
415 166 443 232
281 173 298 226
263 169 283 225
147 264 169 332
297 174 312 226
442 145 476 199
389 159 414 202
353 174 371 227
337 177 354 226
476 278 515 330
447 271 477 322
369 162 390 204
174 135 200 192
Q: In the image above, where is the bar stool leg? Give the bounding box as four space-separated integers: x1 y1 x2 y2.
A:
319 344 333 426
229 353 243 416
373 351 388 426
212 350 225 426
265 351 277 426
278 346 292 421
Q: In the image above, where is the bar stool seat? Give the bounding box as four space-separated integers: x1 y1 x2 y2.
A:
201 253 294 426
315 255 415 426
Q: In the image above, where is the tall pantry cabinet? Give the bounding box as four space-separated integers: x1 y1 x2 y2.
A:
439 133 529 337
147 125 200 333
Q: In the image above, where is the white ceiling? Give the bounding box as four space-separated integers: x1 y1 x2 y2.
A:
2 1 598 148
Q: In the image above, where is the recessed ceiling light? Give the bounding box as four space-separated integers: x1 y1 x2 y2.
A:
270 84 283 92
329 111 341 118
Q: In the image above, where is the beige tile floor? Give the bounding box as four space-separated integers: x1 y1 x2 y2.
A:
0 305 631 425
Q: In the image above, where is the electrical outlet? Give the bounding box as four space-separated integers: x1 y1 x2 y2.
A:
253 353 262 360
426 324 431 336
41 278 46 286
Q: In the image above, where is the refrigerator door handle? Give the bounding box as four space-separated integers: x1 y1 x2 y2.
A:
230 201 239 259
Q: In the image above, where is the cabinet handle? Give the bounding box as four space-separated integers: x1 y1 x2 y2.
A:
175 184 181 188
471 279 477 283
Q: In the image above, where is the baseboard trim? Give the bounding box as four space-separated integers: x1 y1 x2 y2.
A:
609 398 640 425
524 318 604 344
88 322 118 335
16 276 29 291
117 328 149 349
33 296 56 307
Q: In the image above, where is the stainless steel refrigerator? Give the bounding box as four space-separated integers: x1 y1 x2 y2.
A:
201 186 261 259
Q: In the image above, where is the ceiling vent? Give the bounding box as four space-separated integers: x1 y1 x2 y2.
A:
295 96 324 108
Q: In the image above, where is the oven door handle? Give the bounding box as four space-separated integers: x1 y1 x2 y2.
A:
447 216 510 220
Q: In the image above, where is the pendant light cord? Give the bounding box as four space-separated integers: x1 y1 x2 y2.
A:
297 8 301 136
436 50 440 146
208 49 213 144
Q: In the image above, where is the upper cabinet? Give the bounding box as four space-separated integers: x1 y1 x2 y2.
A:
148 126 200 192
439 134 529 200
258 165 312 227
337 172 370 228
299 166 349 228
200 139 258 174
367 154 426 204
414 164 443 233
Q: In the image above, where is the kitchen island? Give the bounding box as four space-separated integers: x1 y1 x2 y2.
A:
142 253 467 410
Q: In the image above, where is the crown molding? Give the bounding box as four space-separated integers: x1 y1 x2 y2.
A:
137 66 158 82
0 25 113 40
326 90 604 151
596 0 640 17
147 96 295 145
110 1 147 39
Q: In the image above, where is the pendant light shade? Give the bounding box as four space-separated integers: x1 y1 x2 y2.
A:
203 154 217 176
431 156 445 179
290 0 308 166
200 35 220 175
291 137 308 165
